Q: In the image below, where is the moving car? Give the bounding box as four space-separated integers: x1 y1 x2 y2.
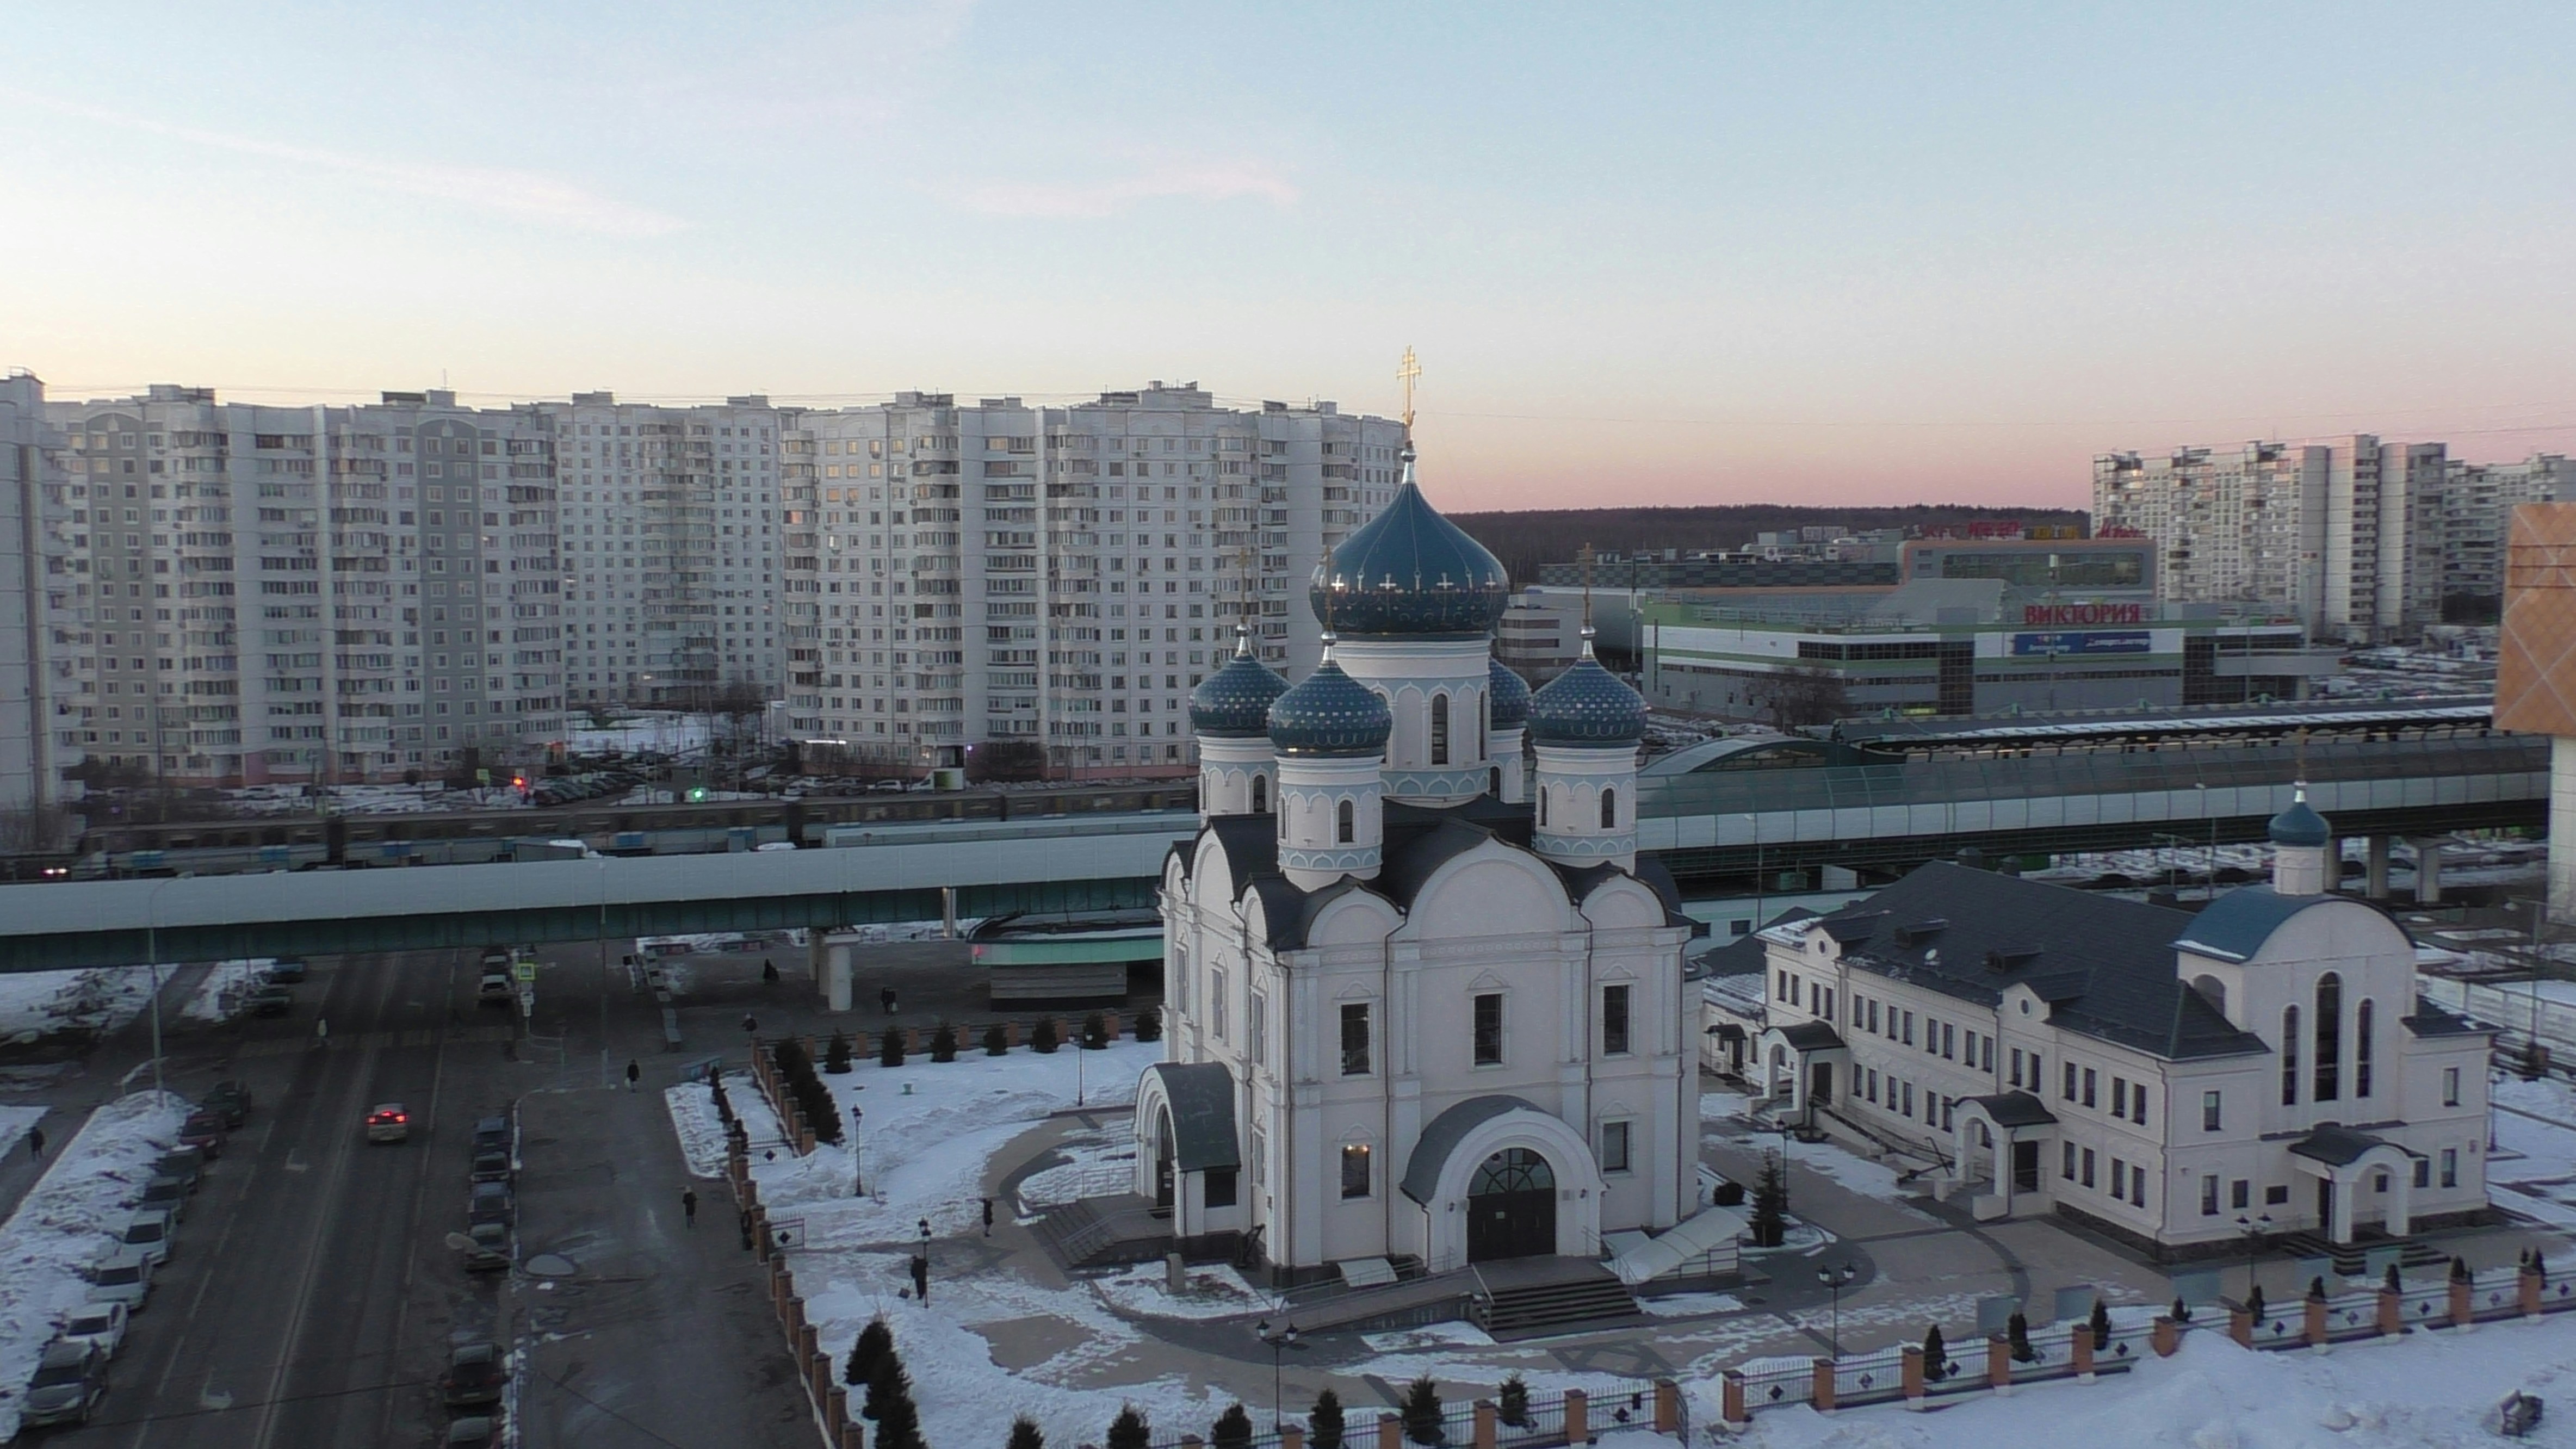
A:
440 1340 507 1408
265 956 308 983
249 984 294 1017
468 1180 513 1227
58 1301 128 1361
20 1339 108 1427
364 1104 411 1143
116 1209 174 1268
177 1113 228 1158
476 968 513 1005
85 1248 153 1312
202 1080 252 1128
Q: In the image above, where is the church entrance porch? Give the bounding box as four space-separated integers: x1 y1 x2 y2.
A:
1466 1148 1557 1262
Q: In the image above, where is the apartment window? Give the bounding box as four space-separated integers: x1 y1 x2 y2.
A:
2129 1084 2148 1126
1602 984 1632 1056
1600 1120 1632 1174
1981 1035 1996 1073
2231 1179 2250 1210
2081 1149 2096 1189
1429 692 1450 765
2082 1068 2097 1110
2440 1148 2458 1189
1941 1022 1955 1060
1900 1081 1915 1116
1341 1002 1372 1076
2112 1078 2128 1119
1818 988 1833 1024
2264 1184 2288 1206
1867 999 1880 1034
2064 1061 2078 1102
1205 1167 1239 1208
2062 1142 2077 1181
1473 993 1503 1066
2413 1159 2430 1189
2201 1175 2220 1216
2442 1066 2461 1107
2201 1089 2222 1132
2111 1160 2127 1200
2010 1048 2024 1088
1341 1143 1372 1199
2131 1169 2146 1209
1902 1011 1915 1047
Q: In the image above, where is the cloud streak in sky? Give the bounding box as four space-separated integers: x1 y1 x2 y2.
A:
1 89 686 238
950 158 1298 219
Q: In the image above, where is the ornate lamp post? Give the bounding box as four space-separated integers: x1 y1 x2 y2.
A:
1816 1261 1859 1359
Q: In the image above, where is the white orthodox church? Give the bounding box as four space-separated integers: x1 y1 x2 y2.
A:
1135 442 1698 1283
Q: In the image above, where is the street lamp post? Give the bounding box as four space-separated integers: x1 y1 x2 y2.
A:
1816 1261 1859 1359
1258 1319 1299 1430
1745 812 1763 932
2235 1212 2274 1304
144 881 166 1099
851 1104 866 1197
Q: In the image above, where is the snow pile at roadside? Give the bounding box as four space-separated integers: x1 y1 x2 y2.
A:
0 968 160 1044
1720 1311 2576 1449
182 959 275 1023
662 1082 732 1179
0 1093 185 1440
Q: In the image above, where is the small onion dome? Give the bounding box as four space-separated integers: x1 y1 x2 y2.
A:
1487 656 1532 730
1266 643 1391 758
1309 444 1509 639
2268 786 2331 847
1527 634 1646 747
1190 627 1290 738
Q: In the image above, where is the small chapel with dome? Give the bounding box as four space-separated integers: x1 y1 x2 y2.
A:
1134 438 1699 1282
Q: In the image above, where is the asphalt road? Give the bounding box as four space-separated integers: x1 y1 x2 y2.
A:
29 938 815 1449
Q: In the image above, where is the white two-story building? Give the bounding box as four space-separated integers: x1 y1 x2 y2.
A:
1749 795 2492 1258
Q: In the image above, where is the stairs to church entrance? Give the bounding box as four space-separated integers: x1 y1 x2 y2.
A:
2269 1229 2450 1279
1470 1258 1643 1340
1032 1193 1174 1270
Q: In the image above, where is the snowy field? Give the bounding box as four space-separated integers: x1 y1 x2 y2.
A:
567 714 711 757
0 968 162 1045
1723 1311 2576 1448
0 1093 185 1441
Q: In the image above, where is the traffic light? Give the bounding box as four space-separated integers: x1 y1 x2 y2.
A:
511 773 529 791
687 786 709 803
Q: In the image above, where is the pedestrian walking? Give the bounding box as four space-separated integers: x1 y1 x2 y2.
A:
315 1016 329 1046
909 1252 930 1306
982 1197 995 1237
626 1060 641 1093
880 987 898 1017
763 958 780 983
682 1188 698 1228
742 1013 759 1037
26 1126 42 1160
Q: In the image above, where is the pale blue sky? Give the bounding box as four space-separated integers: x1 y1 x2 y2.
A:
5 3 2574 507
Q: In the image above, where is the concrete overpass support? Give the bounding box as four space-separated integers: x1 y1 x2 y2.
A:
2366 836 2392 899
818 933 852 1013
2412 838 2447 906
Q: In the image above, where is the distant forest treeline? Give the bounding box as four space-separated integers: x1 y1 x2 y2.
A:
1447 504 2094 585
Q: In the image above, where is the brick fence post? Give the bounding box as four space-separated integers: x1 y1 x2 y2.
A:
1654 1380 1679 1434
2303 1295 2329 1351
1564 1389 1588 1445
1986 1334 2011 1396
2377 1289 2401 1337
1721 1371 1748 1426
2228 1306 2252 1348
2450 1277 2475 1332
1377 1414 1401 1449
1005 1020 1019 1048
1283 1427 1305 1449
1473 1399 1496 1449
2523 1266 2546 1319
1810 1358 1836 1413
828 1385 849 1429
1105 1011 1123 1039
2152 1315 2179 1357
1184 1436 1204 1449
1900 1344 1924 1408
843 1421 865 1449
2073 1323 2095 1381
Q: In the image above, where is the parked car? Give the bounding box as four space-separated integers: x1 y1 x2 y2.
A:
265 956 308 983
440 1340 507 1408
470 1146 511 1184
177 1113 228 1158
364 1104 411 1144
445 1414 501 1447
202 1080 251 1128
152 1147 205 1190
58 1301 128 1361
468 1181 513 1228
476 969 513 1005
85 1248 153 1312
249 985 294 1017
20 1339 108 1427
116 1209 174 1268
471 1116 511 1154
137 1174 190 1221
460 1221 510 1274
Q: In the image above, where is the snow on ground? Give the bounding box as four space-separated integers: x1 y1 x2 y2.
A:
0 1092 185 1441
1088 1261 1273 1321
662 1081 731 1179
1700 1090 1751 1125
1639 1292 1744 1318
0 968 161 1044
1720 1311 2576 1449
567 714 711 757
181 959 274 1024
1786 1138 1933 1213
1018 1131 1138 1209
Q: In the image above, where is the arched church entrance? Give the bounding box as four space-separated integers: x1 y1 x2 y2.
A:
1154 1107 1176 1209
1467 1148 1556 1261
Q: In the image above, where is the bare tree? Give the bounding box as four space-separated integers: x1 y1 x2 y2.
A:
1750 663 1849 731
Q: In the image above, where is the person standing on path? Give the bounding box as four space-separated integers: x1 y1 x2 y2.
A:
26 1126 42 1160
909 1252 929 1306
626 1060 641 1092
982 1197 994 1237
682 1188 698 1228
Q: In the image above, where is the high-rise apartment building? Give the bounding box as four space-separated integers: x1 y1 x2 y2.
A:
776 383 1404 776
544 393 784 705
38 385 565 788
2 373 67 813
2094 436 2573 642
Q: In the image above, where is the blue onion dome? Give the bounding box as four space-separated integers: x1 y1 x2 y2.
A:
1527 631 1647 747
2268 785 2331 847
1266 640 1392 757
1191 626 1291 738
1487 656 1532 730
1310 444 1509 639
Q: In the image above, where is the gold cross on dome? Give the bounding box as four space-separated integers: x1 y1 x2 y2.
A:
1397 346 1421 434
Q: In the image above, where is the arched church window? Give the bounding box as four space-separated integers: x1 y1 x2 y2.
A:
1431 693 1450 765
1251 775 1267 813
1538 786 1549 827
1490 766 1502 798
2281 1004 2300 1106
1601 787 1618 829
2355 998 2374 1098
2314 972 2342 1101
1337 797 1354 845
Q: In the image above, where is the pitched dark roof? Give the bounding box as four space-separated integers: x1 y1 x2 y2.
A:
1810 862 2269 1061
1776 1020 1845 1052
1692 908 1822 979
2288 1124 2405 1168
1143 1062 1240 1172
1401 1094 1543 1204
1966 1091 2057 1129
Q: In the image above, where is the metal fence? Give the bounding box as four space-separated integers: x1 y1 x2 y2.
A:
1143 1380 1665 1449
